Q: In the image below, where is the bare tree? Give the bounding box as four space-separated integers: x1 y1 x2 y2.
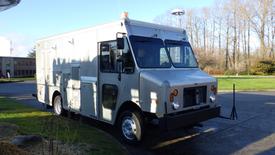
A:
247 0 273 58
202 7 210 53
153 0 274 74
272 11 275 58
193 15 201 48
186 10 194 45
269 4 275 58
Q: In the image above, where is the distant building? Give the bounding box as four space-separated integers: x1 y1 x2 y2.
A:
0 57 36 78
0 37 11 57
0 0 21 11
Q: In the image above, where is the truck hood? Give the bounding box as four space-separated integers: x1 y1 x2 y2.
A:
140 68 216 87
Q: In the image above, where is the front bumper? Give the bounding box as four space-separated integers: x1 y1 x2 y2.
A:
159 106 221 130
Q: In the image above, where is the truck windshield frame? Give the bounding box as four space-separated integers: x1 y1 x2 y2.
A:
165 40 198 68
129 35 172 68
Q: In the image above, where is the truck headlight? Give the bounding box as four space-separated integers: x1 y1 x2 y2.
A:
210 94 216 103
172 101 180 110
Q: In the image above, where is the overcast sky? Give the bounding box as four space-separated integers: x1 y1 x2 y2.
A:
0 0 215 57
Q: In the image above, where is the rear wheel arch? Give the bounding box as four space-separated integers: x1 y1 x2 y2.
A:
52 91 61 106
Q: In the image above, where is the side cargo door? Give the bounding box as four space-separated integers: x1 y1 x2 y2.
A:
61 65 81 112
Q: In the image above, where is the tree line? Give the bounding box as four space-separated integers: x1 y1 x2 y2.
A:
155 0 274 75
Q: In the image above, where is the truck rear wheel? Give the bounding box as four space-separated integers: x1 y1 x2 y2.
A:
53 95 64 116
118 110 144 143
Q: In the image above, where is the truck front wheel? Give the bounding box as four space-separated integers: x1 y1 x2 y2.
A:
118 110 144 143
53 95 64 116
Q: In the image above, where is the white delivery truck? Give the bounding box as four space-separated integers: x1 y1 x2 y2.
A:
36 14 220 143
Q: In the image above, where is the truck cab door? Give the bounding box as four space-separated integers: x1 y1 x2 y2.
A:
98 37 135 123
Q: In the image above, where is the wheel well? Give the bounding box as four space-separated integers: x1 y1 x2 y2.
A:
115 101 142 124
52 91 61 106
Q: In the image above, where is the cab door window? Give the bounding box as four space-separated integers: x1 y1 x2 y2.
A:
100 41 117 72
100 37 134 73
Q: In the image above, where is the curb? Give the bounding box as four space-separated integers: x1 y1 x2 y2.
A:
0 80 24 84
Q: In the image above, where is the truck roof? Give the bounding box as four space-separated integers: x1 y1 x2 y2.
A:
127 19 185 34
37 18 186 43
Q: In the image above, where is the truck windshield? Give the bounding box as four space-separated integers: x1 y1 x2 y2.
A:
129 36 198 68
129 36 171 68
165 40 198 68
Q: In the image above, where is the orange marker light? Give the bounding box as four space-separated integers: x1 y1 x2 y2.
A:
211 85 217 95
169 89 178 102
172 89 178 96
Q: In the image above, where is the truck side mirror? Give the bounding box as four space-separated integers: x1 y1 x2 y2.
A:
117 38 124 50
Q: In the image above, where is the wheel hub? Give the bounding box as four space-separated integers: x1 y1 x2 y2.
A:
122 116 137 140
54 97 61 115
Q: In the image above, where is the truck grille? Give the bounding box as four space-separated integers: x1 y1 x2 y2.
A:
183 86 207 107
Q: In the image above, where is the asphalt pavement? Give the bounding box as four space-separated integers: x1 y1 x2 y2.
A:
0 80 45 110
0 81 275 155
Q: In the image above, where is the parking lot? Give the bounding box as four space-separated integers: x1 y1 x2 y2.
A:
0 81 275 155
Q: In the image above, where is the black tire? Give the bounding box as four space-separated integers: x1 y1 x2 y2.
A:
53 95 64 116
118 110 144 143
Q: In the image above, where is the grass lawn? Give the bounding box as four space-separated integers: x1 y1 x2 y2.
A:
0 96 125 155
0 77 35 83
217 76 275 91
